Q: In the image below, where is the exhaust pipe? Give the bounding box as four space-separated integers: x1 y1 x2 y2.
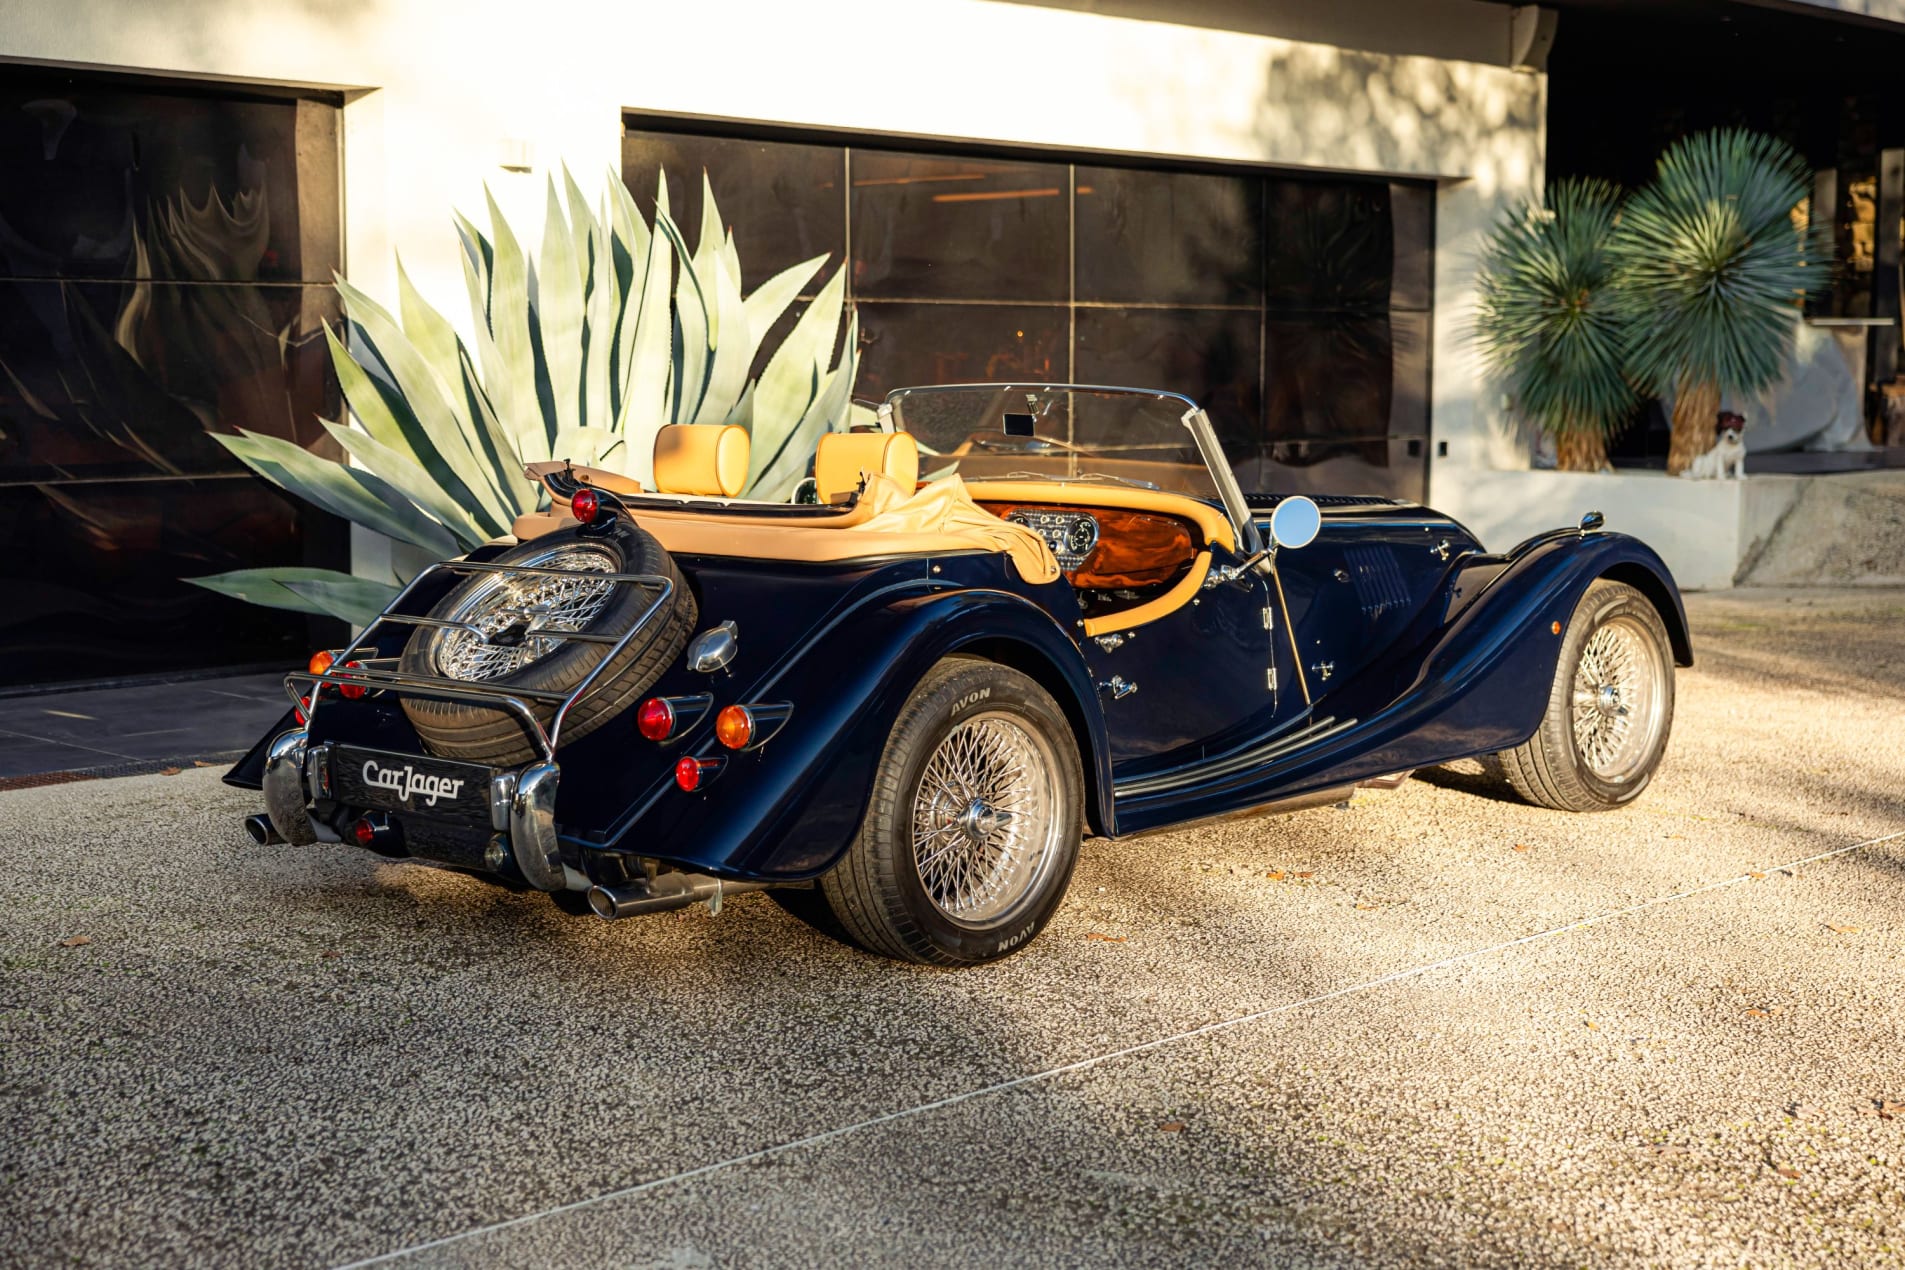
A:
243 814 285 845
587 873 769 919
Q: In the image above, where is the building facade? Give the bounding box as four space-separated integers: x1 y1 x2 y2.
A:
0 0 1894 686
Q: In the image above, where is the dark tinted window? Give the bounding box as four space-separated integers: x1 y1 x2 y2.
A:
624 125 1433 502
0 72 346 686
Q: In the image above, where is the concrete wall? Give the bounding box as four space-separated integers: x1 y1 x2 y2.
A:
2 0 1547 571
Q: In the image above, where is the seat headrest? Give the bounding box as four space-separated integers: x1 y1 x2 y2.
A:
815 431 920 504
653 424 750 497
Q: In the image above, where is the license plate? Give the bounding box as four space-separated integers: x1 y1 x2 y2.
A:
331 746 493 828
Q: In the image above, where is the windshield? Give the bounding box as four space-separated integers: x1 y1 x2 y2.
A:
883 384 1222 500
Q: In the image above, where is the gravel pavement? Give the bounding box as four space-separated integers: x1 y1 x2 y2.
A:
2 587 1902 1268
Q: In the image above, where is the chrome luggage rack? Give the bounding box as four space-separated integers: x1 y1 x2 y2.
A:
282 558 676 767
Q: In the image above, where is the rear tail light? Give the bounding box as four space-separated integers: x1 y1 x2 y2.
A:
338 660 368 700
674 755 724 792
637 697 676 741
571 487 602 524
351 816 378 845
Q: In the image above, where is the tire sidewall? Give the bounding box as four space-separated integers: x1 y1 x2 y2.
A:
878 662 1083 962
1556 581 1675 807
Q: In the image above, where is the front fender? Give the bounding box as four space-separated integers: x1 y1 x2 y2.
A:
588 585 1110 881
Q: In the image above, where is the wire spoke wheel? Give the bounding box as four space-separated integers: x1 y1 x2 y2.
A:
911 711 1062 926
434 545 618 682
1568 615 1666 783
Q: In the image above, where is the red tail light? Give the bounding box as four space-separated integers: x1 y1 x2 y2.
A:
339 660 368 700
674 755 723 792
294 696 311 724
571 487 602 524
351 816 378 845
637 697 676 741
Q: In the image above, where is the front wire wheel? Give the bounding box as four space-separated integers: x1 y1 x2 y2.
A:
1500 579 1676 811
812 660 1084 964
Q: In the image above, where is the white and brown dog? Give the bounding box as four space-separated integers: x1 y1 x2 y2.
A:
1682 411 1746 480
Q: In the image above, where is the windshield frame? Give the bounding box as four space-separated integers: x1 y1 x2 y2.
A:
880 382 1263 556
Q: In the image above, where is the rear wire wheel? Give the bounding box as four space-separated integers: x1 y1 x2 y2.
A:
1500 579 1675 812
811 659 1083 964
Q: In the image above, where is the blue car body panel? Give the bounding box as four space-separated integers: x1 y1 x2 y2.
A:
228 498 1690 886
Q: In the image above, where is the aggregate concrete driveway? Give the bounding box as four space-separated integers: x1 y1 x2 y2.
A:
3 589 1902 1268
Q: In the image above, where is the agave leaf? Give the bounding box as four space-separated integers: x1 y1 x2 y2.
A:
748 264 846 490
619 205 678 483
693 246 751 425
482 186 544 456
453 210 493 304
334 275 515 527
216 429 462 557
721 227 742 295
283 573 405 626
550 425 627 469
751 363 851 502
582 218 616 432
395 257 464 393
187 566 364 618
655 202 709 426
537 177 585 438
320 419 490 548
606 177 650 427
742 253 825 358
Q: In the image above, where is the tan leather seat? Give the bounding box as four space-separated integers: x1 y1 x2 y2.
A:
653 424 749 497
814 431 919 504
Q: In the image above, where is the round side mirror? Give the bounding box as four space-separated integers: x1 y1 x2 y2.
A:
1268 496 1321 551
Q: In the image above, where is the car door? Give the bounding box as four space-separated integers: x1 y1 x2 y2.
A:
1087 563 1306 778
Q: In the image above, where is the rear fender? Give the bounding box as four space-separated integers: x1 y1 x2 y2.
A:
590 588 1111 880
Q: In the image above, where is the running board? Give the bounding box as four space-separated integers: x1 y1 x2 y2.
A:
1113 714 1361 799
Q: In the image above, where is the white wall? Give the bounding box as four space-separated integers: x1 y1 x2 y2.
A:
2 0 1547 564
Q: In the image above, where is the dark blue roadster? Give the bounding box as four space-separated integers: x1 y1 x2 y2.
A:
230 384 1690 964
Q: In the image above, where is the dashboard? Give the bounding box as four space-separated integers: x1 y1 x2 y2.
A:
980 502 1198 591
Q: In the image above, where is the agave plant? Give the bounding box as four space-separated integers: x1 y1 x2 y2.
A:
190 168 861 623
1608 129 1832 474
1474 177 1637 472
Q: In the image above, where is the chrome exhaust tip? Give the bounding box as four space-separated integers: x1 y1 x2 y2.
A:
587 874 770 920
243 814 284 845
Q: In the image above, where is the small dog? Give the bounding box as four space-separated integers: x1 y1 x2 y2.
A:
1682 411 1746 480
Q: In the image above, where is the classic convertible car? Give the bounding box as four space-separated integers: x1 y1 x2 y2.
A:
229 384 1690 964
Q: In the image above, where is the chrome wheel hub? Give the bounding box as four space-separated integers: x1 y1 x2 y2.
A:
1570 616 1666 783
913 712 1062 926
435 545 617 682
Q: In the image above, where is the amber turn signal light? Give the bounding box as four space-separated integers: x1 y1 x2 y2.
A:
714 705 755 750
571 487 601 524
637 697 676 741
308 649 336 676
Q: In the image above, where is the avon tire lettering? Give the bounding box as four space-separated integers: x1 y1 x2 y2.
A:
993 922 1037 955
362 759 467 809
951 687 992 717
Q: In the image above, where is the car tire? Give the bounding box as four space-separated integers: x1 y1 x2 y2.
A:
399 520 696 768
1499 579 1675 812
812 658 1084 965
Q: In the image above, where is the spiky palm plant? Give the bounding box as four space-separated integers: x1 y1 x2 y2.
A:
189 168 861 624
1608 129 1832 474
1474 177 1637 472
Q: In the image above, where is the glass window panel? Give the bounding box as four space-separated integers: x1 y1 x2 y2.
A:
1074 164 1261 306
0 77 340 284
1263 179 1394 314
621 130 845 294
1388 308 1431 439
850 150 1069 301
1075 307 1260 459
1246 436 1427 503
1388 181 1434 313
1 281 341 484
1264 314 1395 442
854 302 1067 403
0 478 345 686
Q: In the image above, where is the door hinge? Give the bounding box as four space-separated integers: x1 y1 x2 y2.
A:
1266 667 1277 692
1261 604 1275 630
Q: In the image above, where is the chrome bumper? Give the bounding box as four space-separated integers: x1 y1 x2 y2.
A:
259 727 569 891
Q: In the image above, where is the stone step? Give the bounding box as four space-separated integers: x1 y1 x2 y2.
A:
1739 470 1905 586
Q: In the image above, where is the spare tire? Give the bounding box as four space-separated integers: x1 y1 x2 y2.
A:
399 519 696 767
